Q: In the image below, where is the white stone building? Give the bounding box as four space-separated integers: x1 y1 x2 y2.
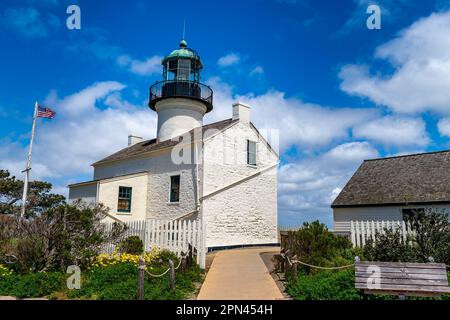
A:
332 150 450 233
68 40 279 249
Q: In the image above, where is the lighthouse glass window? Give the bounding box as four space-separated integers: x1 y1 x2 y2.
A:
170 175 180 203
118 186 132 213
247 140 257 166
177 59 191 81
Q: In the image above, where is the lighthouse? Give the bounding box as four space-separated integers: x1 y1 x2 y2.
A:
149 40 213 141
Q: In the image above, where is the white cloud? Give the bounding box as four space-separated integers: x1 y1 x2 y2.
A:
217 53 241 67
117 55 163 76
208 81 378 151
339 10 450 114
278 141 379 226
1 81 156 183
250 66 264 76
437 118 450 137
46 81 126 116
353 115 429 147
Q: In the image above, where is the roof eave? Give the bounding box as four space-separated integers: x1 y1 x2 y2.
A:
332 200 450 209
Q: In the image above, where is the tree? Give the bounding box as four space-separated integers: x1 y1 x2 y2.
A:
3 201 127 273
0 169 65 216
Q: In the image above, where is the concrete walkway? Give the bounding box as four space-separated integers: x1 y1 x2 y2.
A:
197 247 284 300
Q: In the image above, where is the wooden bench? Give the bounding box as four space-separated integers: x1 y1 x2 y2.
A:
355 261 450 298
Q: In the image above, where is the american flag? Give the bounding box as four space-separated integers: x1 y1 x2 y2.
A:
37 105 56 119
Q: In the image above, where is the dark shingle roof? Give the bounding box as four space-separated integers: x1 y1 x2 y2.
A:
331 150 450 208
93 118 237 166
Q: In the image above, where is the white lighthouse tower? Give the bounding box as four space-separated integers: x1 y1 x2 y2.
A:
149 40 213 141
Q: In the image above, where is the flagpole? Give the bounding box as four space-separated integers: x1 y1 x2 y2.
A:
21 101 38 218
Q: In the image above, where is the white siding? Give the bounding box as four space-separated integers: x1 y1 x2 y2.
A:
93 149 198 220
97 172 148 221
68 182 97 204
202 121 279 248
333 204 450 232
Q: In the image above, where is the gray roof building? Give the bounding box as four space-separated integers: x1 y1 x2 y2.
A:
332 150 450 208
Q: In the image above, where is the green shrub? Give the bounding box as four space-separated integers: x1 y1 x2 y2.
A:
364 228 419 262
68 260 202 300
3 202 127 273
15 236 49 273
405 209 450 265
287 269 363 300
118 236 144 255
0 272 65 298
364 209 449 264
287 221 355 273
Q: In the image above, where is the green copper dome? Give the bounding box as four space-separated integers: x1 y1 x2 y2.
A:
161 40 203 67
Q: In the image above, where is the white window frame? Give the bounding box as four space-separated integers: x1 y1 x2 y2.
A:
168 174 181 203
247 139 257 167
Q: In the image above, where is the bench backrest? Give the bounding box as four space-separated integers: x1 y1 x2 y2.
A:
355 261 450 297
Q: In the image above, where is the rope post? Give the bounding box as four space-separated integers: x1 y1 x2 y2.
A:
188 244 193 268
279 253 285 273
291 262 298 283
284 254 291 280
168 259 175 292
180 253 187 273
137 257 145 300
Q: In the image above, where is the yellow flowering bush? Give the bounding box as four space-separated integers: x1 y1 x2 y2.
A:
90 247 161 269
0 264 13 277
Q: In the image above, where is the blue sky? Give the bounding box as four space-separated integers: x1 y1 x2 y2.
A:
2 0 450 227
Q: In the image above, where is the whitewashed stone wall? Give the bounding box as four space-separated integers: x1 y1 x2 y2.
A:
202 121 279 248
93 149 198 220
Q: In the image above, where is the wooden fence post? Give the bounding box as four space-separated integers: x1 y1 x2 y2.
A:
291 262 298 283
188 244 193 267
179 252 186 273
284 253 291 280
168 259 175 292
137 257 145 300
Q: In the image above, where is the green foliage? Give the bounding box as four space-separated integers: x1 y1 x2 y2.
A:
0 272 65 298
68 251 202 300
118 236 144 255
287 269 363 300
405 209 450 265
287 220 354 273
0 169 65 217
363 228 419 263
364 209 450 264
0 250 202 300
2 201 126 273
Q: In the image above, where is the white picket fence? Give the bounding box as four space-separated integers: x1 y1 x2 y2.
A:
104 219 206 268
350 220 415 247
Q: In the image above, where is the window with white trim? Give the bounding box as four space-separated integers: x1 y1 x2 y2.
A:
170 175 180 203
247 140 257 166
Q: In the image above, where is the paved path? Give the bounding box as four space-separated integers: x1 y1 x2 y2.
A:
197 247 284 300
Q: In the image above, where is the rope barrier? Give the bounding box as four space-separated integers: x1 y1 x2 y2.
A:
142 254 184 277
144 267 170 278
284 254 355 270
